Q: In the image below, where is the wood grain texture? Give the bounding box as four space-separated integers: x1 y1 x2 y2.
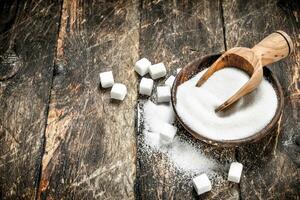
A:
0 0 299 199
38 0 139 199
223 0 300 199
252 31 293 66
0 0 61 199
136 0 238 199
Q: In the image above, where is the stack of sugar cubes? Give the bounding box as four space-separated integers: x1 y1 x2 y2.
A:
135 57 180 144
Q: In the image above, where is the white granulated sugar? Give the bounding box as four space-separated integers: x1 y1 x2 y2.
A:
176 68 278 141
144 131 161 149
167 138 217 172
142 100 218 174
143 100 175 133
159 123 177 144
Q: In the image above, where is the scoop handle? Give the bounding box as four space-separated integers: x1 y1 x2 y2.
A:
251 30 293 66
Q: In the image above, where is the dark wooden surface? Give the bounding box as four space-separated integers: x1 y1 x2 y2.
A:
0 0 61 199
0 0 299 199
38 0 139 199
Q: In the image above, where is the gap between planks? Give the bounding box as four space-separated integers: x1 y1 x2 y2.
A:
34 0 65 199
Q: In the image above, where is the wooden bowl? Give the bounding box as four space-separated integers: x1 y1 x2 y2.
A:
171 53 284 147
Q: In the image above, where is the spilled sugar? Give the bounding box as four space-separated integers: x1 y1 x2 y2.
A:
176 68 278 140
168 138 216 172
143 100 175 133
140 100 219 176
137 67 277 189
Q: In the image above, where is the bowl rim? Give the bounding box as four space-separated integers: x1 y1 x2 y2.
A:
171 52 284 147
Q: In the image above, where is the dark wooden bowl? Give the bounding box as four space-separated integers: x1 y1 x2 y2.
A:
171 53 284 147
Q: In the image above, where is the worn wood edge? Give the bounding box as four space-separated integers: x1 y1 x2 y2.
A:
0 0 62 199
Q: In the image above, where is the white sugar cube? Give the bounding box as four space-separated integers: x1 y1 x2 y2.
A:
139 77 154 96
165 75 175 88
157 86 171 103
134 58 151 76
192 174 212 195
149 62 166 79
111 83 127 100
159 123 177 144
228 162 243 183
99 71 114 88
176 68 182 74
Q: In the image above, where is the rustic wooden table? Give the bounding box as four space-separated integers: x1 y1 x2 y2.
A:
0 0 299 199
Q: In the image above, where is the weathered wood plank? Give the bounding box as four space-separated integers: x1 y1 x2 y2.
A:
136 0 238 199
0 0 61 199
38 0 139 199
223 0 300 198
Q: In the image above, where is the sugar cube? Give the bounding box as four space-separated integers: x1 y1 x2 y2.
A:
149 62 166 79
99 71 114 88
177 68 182 74
111 83 127 100
192 174 212 195
165 75 175 88
134 58 151 76
139 77 154 96
159 123 177 144
228 162 243 183
157 86 171 103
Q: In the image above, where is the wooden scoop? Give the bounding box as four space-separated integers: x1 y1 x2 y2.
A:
196 31 293 112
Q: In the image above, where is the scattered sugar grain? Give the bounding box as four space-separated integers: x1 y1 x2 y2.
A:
143 100 175 131
142 100 218 175
167 137 217 172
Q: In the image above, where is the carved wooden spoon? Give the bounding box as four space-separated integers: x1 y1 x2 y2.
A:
196 31 293 112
